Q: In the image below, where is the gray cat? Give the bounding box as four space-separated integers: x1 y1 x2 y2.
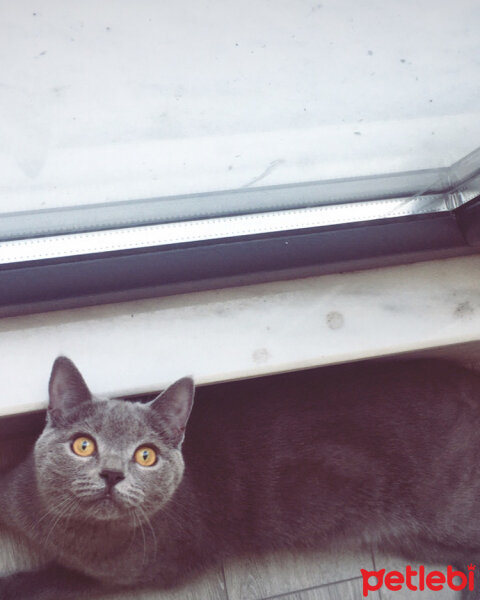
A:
1 356 480 599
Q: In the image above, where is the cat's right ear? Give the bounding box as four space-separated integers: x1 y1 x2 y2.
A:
48 357 92 425
147 377 195 446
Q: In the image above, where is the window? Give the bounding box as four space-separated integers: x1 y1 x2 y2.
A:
1 1 479 316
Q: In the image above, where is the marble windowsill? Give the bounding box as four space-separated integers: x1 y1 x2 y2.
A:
0 254 479 417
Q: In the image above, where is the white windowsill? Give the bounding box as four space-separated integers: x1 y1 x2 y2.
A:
1 254 480 417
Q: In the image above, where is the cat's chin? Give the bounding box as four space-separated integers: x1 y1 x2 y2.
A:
79 493 130 522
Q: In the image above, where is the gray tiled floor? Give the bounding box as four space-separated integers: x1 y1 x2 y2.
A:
270 579 379 600
223 549 374 600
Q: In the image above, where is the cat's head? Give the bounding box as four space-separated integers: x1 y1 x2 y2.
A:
34 357 194 523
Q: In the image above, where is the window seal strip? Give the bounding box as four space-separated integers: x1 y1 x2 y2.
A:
0 209 473 318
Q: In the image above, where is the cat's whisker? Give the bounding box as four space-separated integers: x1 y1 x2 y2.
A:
44 496 78 548
35 494 74 528
32 493 82 542
158 499 191 530
71 480 103 492
75 490 103 500
136 508 148 566
127 510 138 552
119 490 144 508
136 504 158 562
71 484 97 493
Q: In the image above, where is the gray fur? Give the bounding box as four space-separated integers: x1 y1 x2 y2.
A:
1 356 480 599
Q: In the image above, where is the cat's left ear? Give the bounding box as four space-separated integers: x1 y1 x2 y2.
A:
48 356 92 425
147 377 195 446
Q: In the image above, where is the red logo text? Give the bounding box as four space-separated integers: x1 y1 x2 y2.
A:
360 564 475 597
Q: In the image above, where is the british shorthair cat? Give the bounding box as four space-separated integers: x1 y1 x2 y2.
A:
0 356 479 599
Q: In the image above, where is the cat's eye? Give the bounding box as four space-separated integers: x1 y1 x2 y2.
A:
134 446 157 467
72 436 96 457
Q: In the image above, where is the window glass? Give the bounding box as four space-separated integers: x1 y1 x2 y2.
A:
0 1 479 243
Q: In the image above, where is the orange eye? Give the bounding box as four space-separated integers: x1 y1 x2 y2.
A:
134 446 157 467
72 436 96 457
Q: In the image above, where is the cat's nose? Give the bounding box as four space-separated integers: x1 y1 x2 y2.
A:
100 469 125 489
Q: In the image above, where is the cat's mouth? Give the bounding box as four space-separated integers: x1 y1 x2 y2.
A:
79 489 128 519
98 489 124 506
99 492 116 504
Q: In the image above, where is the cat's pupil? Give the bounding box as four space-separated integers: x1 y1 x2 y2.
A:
81 441 88 451
142 450 149 461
